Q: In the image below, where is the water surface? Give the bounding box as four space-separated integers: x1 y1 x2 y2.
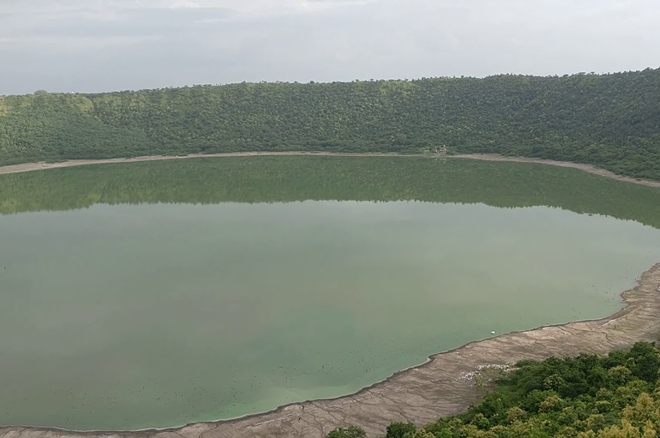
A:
1 157 660 431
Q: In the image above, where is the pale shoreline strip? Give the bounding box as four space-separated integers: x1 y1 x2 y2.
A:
2 263 660 438
0 152 659 188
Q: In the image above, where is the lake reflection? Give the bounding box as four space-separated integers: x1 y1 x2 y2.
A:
1 157 660 431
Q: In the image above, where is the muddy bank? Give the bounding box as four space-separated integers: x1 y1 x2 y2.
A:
2 263 659 438
1 152 659 188
449 154 660 188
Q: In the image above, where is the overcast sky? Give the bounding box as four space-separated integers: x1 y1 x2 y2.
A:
1 0 659 95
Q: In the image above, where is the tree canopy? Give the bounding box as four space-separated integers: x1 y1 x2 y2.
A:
1 68 659 179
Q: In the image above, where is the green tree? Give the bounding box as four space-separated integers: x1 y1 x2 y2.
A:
326 426 367 438
386 422 416 438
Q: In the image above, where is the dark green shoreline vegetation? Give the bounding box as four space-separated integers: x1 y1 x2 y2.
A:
328 342 660 438
2 157 660 229
1 69 659 179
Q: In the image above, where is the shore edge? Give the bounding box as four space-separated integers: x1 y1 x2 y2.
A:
1 152 659 188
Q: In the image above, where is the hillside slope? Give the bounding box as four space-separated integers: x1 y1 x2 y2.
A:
1 68 659 179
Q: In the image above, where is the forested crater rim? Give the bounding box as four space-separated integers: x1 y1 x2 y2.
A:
2 68 659 180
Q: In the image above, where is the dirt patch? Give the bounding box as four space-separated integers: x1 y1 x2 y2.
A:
2 263 660 438
448 154 660 188
1 152 659 189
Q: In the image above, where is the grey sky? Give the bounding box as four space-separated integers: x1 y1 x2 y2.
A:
1 0 659 95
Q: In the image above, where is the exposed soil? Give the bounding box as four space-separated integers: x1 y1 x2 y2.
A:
449 154 660 188
1 152 659 188
2 263 660 438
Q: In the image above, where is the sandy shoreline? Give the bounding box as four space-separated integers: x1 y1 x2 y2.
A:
449 154 660 188
1 151 659 188
2 263 660 438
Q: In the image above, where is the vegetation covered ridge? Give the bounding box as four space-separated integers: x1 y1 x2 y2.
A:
1 68 659 179
327 342 660 438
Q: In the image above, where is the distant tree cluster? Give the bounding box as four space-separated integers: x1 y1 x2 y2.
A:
1 68 659 179
327 342 660 438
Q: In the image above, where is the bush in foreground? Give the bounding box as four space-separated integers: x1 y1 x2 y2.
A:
327 426 367 438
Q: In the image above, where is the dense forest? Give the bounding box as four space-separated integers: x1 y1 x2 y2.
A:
327 342 660 438
2 157 660 228
1 68 659 179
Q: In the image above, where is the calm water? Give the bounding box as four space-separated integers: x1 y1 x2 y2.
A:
1 157 660 431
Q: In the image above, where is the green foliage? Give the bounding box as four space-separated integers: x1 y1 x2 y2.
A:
387 422 417 438
421 342 660 438
1 69 660 180
326 426 367 438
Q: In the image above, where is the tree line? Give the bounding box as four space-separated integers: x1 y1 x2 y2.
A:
0 68 659 179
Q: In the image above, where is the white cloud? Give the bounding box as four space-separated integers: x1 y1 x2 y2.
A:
0 0 659 94
169 1 202 9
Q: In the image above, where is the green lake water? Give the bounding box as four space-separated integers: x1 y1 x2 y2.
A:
2 157 660 431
